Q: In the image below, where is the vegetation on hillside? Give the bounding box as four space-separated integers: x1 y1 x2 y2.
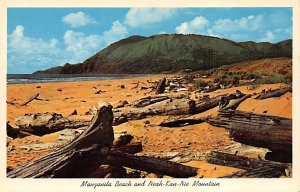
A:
34 34 292 74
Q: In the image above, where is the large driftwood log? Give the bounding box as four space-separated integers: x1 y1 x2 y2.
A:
207 151 290 178
207 110 292 156
155 77 166 94
221 166 288 178
255 86 292 100
195 91 244 113
7 123 18 138
14 112 90 136
7 123 33 138
112 142 143 154
113 98 196 125
220 94 251 110
20 93 40 106
195 95 223 113
131 95 170 108
113 91 245 125
106 151 198 178
7 101 114 178
203 83 220 93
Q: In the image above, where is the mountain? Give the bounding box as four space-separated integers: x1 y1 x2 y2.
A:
34 34 292 74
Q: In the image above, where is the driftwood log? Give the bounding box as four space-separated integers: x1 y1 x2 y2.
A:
113 97 196 125
113 91 245 126
20 93 40 106
207 110 292 158
7 123 33 138
220 94 251 110
106 151 198 178
203 83 220 93
112 142 143 154
130 95 170 108
155 77 166 94
207 151 290 178
195 91 244 113
7 101 114 178
255 86 292 100
7 123 18 139
14 112 90 136
8 101 198 178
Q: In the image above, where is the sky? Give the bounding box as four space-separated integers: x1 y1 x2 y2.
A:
7 8 292 74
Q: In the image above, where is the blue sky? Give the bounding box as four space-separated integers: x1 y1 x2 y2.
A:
7 8 292 74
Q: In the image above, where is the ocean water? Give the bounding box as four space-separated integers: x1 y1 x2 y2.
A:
7 74 150 84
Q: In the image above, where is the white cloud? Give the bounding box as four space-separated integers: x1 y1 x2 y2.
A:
260 31 276 42
209 15 264 34
7 25 62 73
8 21 128 73
174 14 266 41
63 30 101 61
125 8 177 28
63 20 128 60
159 31 167 34
175 16 209 34
102 20 128 46
62 11 97 28
8 25 59 55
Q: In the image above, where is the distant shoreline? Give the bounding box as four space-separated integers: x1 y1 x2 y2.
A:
6 74 154 84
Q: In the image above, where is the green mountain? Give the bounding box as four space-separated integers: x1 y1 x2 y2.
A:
34 34 292 74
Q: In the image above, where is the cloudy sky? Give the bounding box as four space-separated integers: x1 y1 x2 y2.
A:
7 8 292 74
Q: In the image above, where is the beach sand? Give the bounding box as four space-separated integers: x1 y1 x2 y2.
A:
6 75 292 178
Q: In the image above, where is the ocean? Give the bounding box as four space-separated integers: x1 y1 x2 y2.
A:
7 74 150 84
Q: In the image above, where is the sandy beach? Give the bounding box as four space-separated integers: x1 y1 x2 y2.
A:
6 73 292 178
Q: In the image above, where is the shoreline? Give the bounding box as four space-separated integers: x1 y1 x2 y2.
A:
7 73 162 85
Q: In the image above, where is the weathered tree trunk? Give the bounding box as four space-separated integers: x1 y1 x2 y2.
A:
155 77 166 94
221 166 288 178
112 142 143 154
195 92 244 113
7 123 32 138
203 83 220 93
207 110 292 155
20 93 40 106
220 94 251 110
113 92 245 125
7 101 114 178
7 123 18 139
255 86 292 100
113 98 196 125
106 151 198 178
195 95 223 113
130 95 170 108
14 112 90 136
207 151 290 178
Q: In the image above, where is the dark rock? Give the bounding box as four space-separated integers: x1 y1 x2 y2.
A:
69 110 77 116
